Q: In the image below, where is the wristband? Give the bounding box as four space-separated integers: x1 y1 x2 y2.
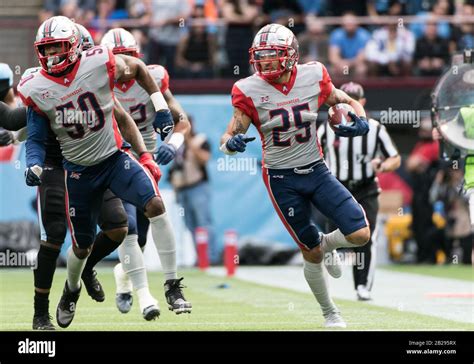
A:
150 91 168 112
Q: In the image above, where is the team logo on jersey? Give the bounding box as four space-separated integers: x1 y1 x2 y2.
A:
261 95 270 103
70 172 81 180
41 90 51 99
63 77 70 85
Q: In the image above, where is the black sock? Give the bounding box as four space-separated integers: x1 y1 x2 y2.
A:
34 291 50 317
83 232 121 274
33 244 60 317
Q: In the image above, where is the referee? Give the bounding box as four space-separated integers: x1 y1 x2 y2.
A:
317 82 401 301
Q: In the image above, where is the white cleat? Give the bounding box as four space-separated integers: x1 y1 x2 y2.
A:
324 250 342 278
324 312 347 328
356 285 372 301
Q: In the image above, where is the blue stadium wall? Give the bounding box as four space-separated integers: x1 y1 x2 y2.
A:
0 95 294 255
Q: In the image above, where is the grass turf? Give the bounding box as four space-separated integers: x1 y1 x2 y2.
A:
0 268 471 331
380 264 473 282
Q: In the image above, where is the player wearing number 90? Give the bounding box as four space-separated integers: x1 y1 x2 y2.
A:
18 16 191 329
220 24 370 328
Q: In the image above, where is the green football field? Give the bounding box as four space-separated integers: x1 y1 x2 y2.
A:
0 267 471 331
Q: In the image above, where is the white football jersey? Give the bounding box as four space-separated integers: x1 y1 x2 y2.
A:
18 45 121 166
232 62 333 169
113 64 168 155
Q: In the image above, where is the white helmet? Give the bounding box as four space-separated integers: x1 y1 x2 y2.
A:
249 24 299 81
100 28 139 57
34 16 81 74
75 23 94 51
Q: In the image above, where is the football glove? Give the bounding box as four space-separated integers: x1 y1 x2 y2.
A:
139 152 162 182
153 109 174 141
226 134 255 153
0 128 14 146
25 165 42 186
155 143 176 165
334 112 369 137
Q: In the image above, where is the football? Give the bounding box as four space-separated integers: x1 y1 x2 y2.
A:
328 103 355 131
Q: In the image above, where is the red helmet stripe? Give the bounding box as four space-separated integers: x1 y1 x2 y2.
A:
43 19 53 37
259 32 269 46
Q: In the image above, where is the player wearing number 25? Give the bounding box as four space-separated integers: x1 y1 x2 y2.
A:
220 24 371 328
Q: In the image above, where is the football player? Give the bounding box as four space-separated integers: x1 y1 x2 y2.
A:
19 16 189 329
220 24 370 328
100 28 192 315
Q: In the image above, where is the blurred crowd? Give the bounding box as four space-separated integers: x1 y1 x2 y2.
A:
38 0 474 79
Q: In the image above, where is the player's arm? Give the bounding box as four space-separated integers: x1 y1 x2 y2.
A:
113 100 147 156
325 86 366 117
0 102 27 131
155 89 191 165
113 100 162 181
220 107 254 154
25 107 48 186
325 86 369 137
114 54 169 111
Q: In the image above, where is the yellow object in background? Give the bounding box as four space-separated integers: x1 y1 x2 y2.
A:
432 212 447 229
385 214 412 261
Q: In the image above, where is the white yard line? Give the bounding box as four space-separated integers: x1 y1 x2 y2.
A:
207 266 474 325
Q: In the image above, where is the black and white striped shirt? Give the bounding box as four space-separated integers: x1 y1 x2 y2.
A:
317 119 398 182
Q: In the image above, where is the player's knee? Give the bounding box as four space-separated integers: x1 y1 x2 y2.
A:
298 224 320 249
45 222 67 245
302 245 323 263
144 197 165 217
346 227 370 246
72 244 91 259
104 227 128 243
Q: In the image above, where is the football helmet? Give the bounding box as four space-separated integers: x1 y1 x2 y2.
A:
100 28 139 57
75 23 94 51
249 24 299 81
34 16 81 74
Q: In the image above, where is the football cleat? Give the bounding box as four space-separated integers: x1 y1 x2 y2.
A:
82 269 105 302
116 292 133 314
56 281 81 328
324 250 342 279
164 278 192 314
356 285 372 301
142 304 160 321
324 312 347 328
32 314 55 330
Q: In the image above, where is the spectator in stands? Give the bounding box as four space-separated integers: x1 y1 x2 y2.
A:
450 1 474 52
328 12 370 77
39 0 95 24
326 0 368 16
365 23 415 76
430 165 473 264
148 0 191 77
128 0 153 49
175 5 217 78
410 0 453 40
367 0 406 16
406 119 442 263
298 0 326 16
90 0 129 43
168 118 218 264
257 0 306 35
298 18 329 65
221 0 258 78
414 21 450 76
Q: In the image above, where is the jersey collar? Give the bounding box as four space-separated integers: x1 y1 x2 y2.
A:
39 58 82 87
115 79 135 92
260 67 297 96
